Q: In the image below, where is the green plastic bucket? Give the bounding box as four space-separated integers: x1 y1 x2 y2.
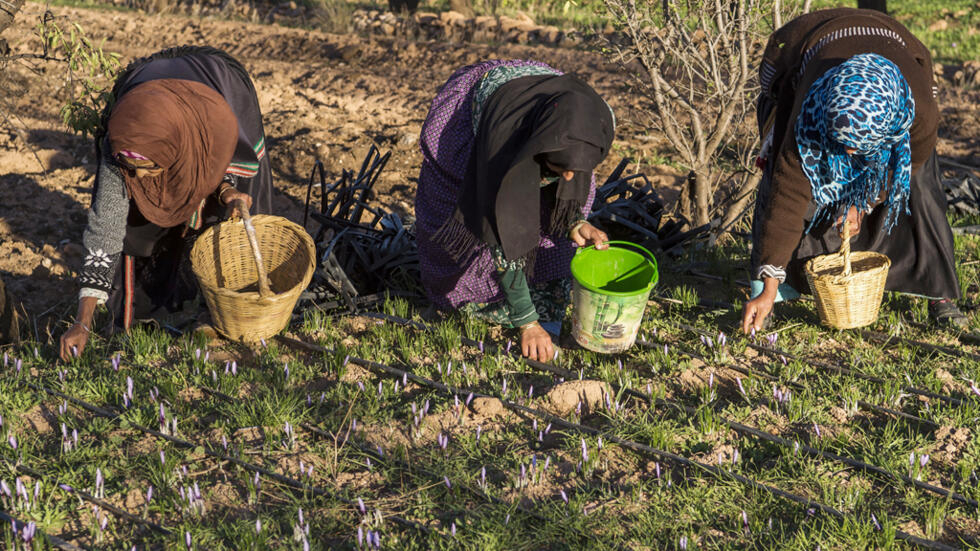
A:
570 240 658 353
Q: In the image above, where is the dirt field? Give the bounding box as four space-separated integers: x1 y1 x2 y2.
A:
1 1 977 328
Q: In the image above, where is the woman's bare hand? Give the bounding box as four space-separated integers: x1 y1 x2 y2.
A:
520 322 554 362
571 221 609 250
221 189 252 218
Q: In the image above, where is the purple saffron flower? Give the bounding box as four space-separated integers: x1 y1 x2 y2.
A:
560 489 568 503
480 466 486 487
581 439 588 463
813 423 821 438
708 372 714 389
466 393 474 406
402 373 408 386
736 377 746 395
766 333 778 346
920 454 929 468
8 435 16 450
112 354 121 371
185 531 192 549
506 339 513 354
476 425 482 441
256 518 261 534
146 486 153 503
451 521 457 536
680 535 688 550
909 452 915 467
444 476 451 489
718 331 727 347
872 512 881 530
371 531 380 548
357 498 366 514
478 341 484 353
357 526 364 547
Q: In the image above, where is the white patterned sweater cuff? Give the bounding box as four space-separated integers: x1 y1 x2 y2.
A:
79 287 109 304
755 264 787 283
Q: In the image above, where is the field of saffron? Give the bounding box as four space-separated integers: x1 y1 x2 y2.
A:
1 227 979 549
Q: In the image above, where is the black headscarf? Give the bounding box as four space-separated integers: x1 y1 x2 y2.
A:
436 74 615 267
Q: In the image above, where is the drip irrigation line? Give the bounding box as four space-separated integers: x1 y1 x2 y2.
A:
196 385 563 534
633 338 975 509
10 378 434 538
858 330 980 364
273 335 960 551
361 312 970 509
0 509 87 551
676 272 980 355
6 462 171 536
675 321 970 410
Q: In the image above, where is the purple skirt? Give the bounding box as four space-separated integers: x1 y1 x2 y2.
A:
415 59 596 310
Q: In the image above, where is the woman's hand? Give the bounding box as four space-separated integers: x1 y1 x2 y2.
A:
59 324 90 361
741 278 779 334
60 296 98 361
221 188 252 218
835 206 864 238
520 321 554 362
571 221 609 250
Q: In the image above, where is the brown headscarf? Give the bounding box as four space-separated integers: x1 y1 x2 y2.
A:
107 79 239 227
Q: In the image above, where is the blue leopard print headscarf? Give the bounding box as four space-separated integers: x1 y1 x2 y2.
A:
795 53 915 233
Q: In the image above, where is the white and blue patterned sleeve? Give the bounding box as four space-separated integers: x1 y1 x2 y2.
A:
78 156 128 304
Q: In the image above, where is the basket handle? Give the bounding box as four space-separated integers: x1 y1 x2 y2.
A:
234 200 274 298
839 217 852 278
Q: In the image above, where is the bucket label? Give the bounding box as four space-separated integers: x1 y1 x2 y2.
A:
571 281 649 354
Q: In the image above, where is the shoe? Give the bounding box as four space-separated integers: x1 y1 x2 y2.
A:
929 299 969 330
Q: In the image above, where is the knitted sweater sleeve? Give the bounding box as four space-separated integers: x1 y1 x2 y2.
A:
78 156 128 304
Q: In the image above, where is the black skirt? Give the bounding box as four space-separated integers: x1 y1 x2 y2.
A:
752 151 961 300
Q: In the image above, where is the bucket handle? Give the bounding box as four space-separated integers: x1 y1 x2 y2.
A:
577 240 658 266
233 199 274 298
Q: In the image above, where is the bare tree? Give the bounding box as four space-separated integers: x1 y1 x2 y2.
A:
603 0 804 238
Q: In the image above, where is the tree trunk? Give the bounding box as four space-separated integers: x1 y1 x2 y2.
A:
692 167 711 227
857 0 886 14
0 0 25 35
677 173 693 225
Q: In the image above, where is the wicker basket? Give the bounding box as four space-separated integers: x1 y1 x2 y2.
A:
190 214 315 341
804 219 890 330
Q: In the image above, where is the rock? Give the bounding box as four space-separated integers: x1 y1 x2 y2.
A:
414 11 438 25
514 10 534 25
498 15 522 33
448 0 474 18
470 397 506 418
440 10 467 26
474 15 496 29
544 380 612 417
381 22 395 35
398 131 418 146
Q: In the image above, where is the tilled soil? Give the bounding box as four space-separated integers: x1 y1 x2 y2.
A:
0 2 977 325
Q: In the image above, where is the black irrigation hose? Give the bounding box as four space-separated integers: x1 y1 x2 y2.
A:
273 334 961 551
646 294 978 411
10 378 435 538
673 320 971 410
197 385 562 535
859 329 980 364
0 509 87 551
633 338 977 510
6 463 171 536
362 312 974 510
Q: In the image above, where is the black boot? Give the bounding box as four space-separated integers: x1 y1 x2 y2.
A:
928 298 969 330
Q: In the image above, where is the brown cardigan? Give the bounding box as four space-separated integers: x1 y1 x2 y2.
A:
754 8 938 275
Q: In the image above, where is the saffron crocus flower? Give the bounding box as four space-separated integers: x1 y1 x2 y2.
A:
357 498 366 514
813 423 821 438
185 531 192 549
736 377 746 396
8 435 16 450
444 476 451 489
766 333 778 346
476 425 482 441
718 331 727 347
146 486 153 503
872 513 881 530
920 454 929 468
560 489 568 504
480 466 486 487
357 526 364 547
451 521 457 536
112 354 121 371
255 518 261 534
466 393 474 406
